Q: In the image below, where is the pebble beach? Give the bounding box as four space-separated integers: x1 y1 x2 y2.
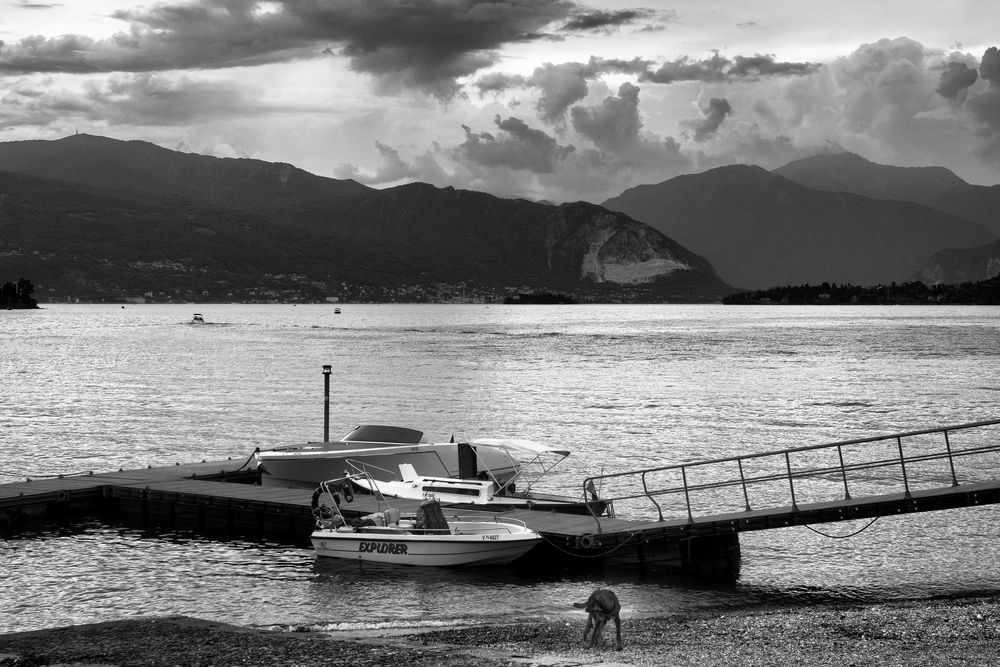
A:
2 595 998 666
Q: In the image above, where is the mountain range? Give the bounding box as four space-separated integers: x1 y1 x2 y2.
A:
0 134 730 303
603 158 998 289
1 134 998 303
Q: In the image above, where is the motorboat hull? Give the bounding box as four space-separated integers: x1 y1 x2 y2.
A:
260 445 456 487
310 523 540 566
257 425 518 488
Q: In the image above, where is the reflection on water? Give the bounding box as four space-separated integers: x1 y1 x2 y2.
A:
2 304 1000 633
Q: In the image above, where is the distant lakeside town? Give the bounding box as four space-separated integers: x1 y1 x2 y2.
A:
6 275 1000 307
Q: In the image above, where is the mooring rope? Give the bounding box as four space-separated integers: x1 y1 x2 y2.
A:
0 469 94 480
231 447 260 472
802 516 880 538
537 530 642 558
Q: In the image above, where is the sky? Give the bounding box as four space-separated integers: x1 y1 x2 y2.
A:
1 1 999 203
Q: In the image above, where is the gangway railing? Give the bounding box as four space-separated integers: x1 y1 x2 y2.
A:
581 418 1000 532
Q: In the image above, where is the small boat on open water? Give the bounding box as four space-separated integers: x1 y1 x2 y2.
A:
309 474 540 566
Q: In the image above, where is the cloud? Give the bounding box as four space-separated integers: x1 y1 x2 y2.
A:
936 60 978 101
529 61 594 123
559 9 654 32
0 72 259 130
641 52 817 84
979 46 1000 85
683 37 1000 185
834 37 935 132
684 97 733 142
335 141 423 184
728 54 817 79
357 38 1000 198
0 0 579 99
570 82 642 151
966 47 1000 163
474 71 528 96
454 115 574 172
509 56 650 122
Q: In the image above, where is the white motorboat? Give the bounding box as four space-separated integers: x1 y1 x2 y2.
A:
256 425 518 488
346 438 613 516
191 313 205 323
309 475 541 566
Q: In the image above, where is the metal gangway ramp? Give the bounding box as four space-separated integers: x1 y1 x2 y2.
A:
580 418 1000 538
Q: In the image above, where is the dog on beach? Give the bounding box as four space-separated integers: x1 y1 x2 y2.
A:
573 588 622 650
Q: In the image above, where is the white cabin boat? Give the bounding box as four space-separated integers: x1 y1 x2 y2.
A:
309 475 540 566
255 425 518 488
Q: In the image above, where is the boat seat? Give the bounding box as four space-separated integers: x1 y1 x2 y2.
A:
415 499 449 531
361 513 385 527
384 507 401 525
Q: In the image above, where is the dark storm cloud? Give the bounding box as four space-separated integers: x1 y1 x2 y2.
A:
559 9 654 32
936 61 978 101
966 47 1000 162
980 46 1000 85
966 47 1000 131
474 71 528 95
728 54 817 78
454 115 574 172
641 52 817 84
641 52 730 83
687 97 733 142
570 82 641 151
0 0 578 99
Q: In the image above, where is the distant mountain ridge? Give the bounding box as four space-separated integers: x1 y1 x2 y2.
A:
0 134 372 207
775 152 1000 282
774 152 1000 236
602 164 995 289
0 135 732 302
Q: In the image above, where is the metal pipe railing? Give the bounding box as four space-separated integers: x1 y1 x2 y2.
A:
581 418 1000 532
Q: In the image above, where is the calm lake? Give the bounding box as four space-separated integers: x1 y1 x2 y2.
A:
2 303 999 633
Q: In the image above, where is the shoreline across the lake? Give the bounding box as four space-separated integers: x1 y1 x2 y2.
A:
1 594 997 666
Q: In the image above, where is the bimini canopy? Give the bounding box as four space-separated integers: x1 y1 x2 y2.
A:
469 438 570 458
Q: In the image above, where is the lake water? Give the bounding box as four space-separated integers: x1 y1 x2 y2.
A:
2 303 1000 634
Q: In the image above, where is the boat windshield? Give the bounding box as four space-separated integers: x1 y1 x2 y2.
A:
468 438 572 495
341 425 424 444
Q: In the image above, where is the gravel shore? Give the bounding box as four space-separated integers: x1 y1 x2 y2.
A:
1 595 998 666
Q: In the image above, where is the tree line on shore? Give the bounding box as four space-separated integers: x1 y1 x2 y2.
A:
722 276 1000 305
2 278 38 309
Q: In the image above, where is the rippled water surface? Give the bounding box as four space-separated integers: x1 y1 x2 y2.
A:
2 303 1000 633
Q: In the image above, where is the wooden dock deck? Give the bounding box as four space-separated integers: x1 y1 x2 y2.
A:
3 419 1000 574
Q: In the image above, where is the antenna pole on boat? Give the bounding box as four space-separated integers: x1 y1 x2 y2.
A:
322 364 332 442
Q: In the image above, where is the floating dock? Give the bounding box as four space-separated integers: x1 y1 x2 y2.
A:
0 457 738 574
3 419 1000 576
